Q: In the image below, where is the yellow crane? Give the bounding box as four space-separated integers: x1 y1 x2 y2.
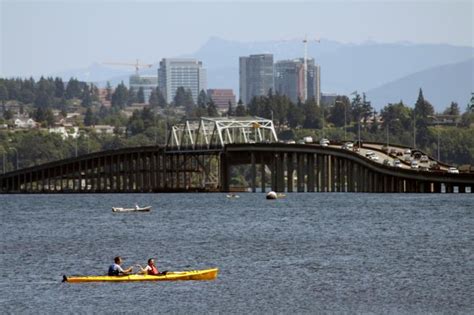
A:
103 59 153 75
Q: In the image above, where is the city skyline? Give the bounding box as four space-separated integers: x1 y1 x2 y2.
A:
1 0 472 77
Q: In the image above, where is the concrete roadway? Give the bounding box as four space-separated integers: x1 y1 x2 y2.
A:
328 142 449 171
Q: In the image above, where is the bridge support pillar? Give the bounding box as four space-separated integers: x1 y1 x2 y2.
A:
251 152 256 193
287 153 294 193
219 153 229 192
307 154 315 192
297 153 304 192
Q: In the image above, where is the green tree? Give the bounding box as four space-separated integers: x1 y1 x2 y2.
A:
105 81 112 101
128 87 137 106
65 78 82 99
443 102 460 116
45 108 56 127
197 90 208 109
414 88 435 147
302 98 322 129
329 96 350 127
227 100 234 116
81 84 92 107
3 109 13 120
111 82 128 109
0 84 9 107
148 89 158 107
287 102 304 128
207 99 219 117
54 77 65 98
235 99 246 116
84 107 97 126
137 87 145 104
156 88 167 107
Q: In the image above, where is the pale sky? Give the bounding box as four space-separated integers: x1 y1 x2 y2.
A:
1 0 473 76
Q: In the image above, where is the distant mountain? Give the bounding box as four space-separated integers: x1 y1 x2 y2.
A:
53 62 133 83
49 37 474 109
188 37 474 102
366 58 474 111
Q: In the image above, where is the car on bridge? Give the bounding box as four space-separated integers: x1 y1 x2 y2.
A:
420 155 429 163
320 138 330 147
342 142 353 150
393 159 402 168
448 167 459 174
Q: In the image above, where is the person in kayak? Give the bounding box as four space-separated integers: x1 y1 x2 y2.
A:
137 258 160 275
108 256 133 276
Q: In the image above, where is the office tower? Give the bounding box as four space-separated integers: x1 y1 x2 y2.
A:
158 58 207 104
207 89 236 112
274 58 321 105
239 54 274 104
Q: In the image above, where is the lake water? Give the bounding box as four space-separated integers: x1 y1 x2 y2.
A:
0 193 473 313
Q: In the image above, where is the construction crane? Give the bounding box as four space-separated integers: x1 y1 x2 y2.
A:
278 35 320 102
103 59 153 75
302 35 320 102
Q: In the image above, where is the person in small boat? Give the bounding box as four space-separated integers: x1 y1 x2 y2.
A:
108 256 133 276
137 258 160 275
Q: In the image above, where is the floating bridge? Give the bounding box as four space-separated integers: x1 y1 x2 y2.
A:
0 117 473 193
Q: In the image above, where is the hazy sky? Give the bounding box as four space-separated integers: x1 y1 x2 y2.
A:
1 0 473 76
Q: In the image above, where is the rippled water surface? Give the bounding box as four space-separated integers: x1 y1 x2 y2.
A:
1 193 473 313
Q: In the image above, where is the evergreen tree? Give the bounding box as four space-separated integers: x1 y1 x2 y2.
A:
414 88 435 147
65 78 82 99
84 107 96 126
3 109 13 120
148 89 158 107
235 99 246 117
54 77 65 98
156 88 167 107
91 84 100 102
105 81 112 101
207 99 218 117
302 98 321 129
128 87 137 106
81 84 92 107
111 82 128 109
34 107 46 123
329 96 350 127
361 93 373 126
443 102 460 116
227 100 234 116
0 84 8 107
173 87 185 106
137 87 145 104
287 102 304 128
197 90 208 109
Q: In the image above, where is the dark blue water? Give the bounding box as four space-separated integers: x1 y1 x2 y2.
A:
0 193 473 313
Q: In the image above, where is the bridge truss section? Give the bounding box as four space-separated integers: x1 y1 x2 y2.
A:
168 116 278 150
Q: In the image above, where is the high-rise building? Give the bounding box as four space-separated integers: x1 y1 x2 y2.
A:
239 54 274 104
129 74 158 103
207 89 236 112
274 58 321 105
158 58 207 104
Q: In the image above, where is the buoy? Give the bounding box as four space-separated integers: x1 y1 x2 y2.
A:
266 191 277 199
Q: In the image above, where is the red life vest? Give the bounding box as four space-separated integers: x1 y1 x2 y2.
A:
148 264 159 275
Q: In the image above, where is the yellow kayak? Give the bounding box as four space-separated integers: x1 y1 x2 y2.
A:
63 268 218 283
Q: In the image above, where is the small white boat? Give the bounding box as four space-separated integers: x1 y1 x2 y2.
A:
112 205 152 212
226 194 240 199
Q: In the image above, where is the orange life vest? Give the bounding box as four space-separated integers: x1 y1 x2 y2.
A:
148 264 159 275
